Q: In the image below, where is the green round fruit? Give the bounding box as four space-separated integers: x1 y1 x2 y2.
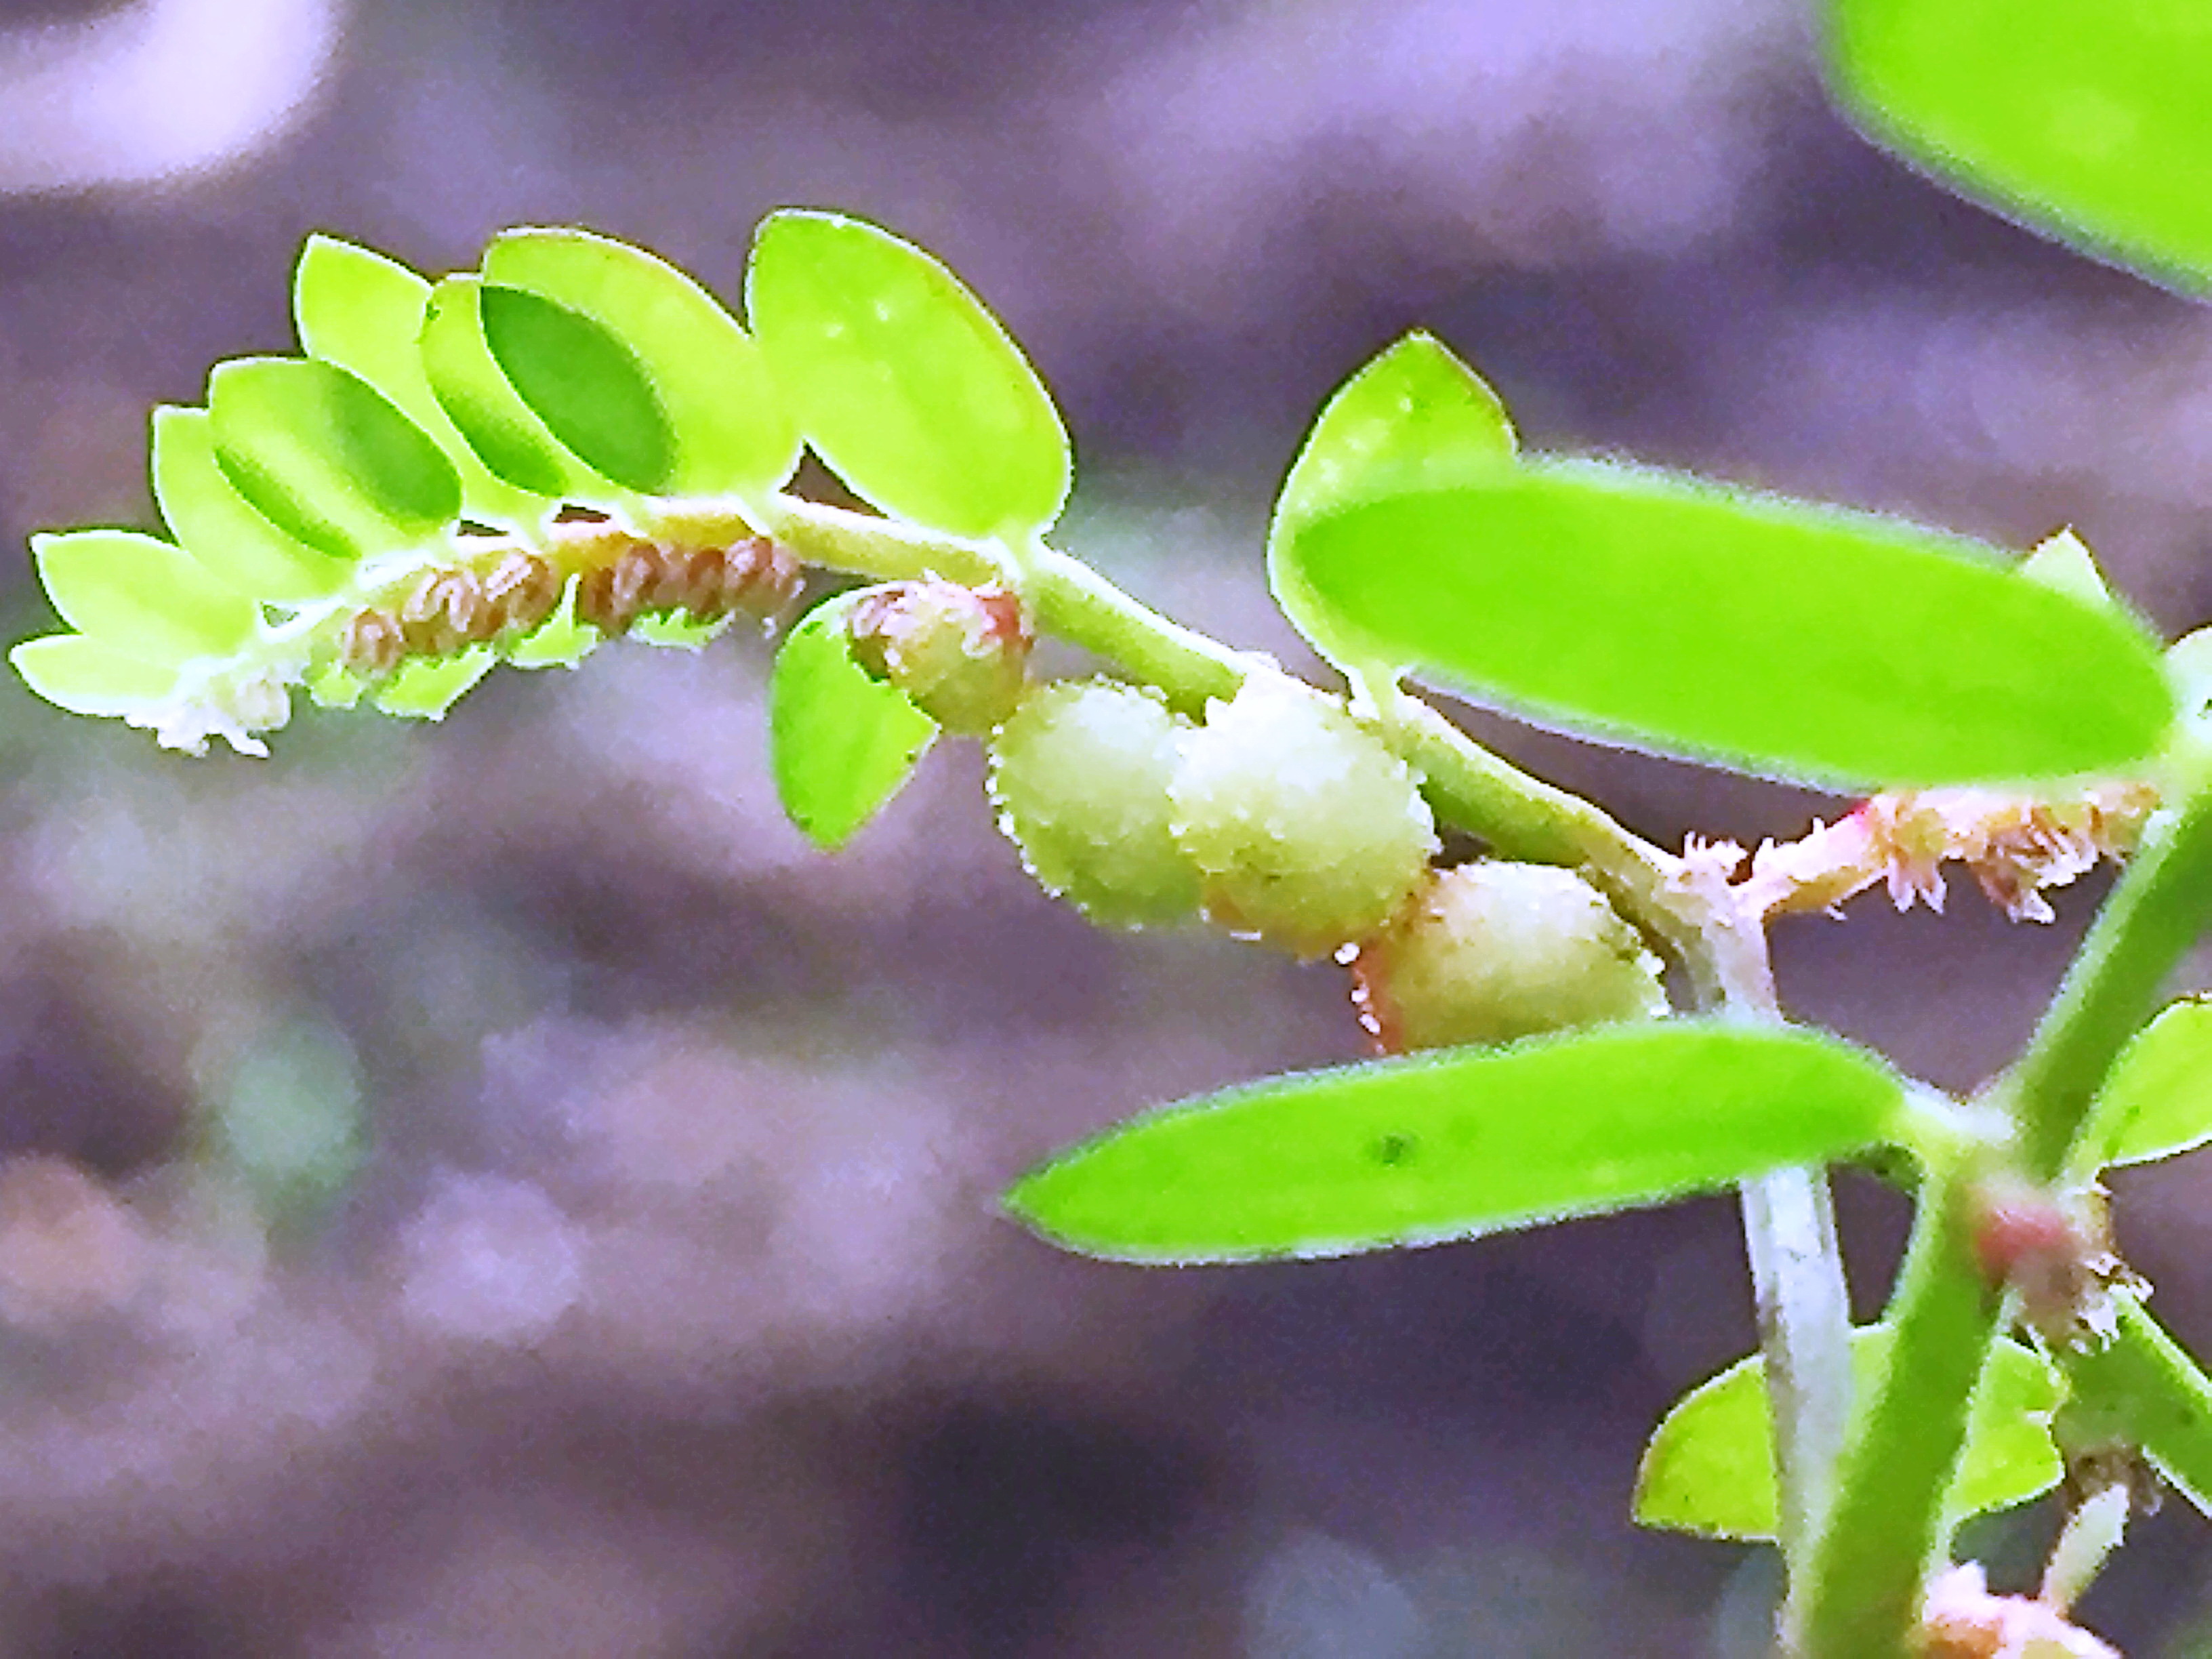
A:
987 679 1202 926
1352 862 1668 1050
1167 673 1436 958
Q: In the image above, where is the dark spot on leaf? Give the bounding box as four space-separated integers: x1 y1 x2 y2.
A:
1373 1132 1417 1166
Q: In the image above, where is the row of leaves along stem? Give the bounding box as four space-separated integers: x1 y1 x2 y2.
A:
14 211 2212 1658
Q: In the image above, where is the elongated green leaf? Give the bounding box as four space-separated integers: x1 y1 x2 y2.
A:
209 357 461 560
152 407 350 603
1635 1326 2060 1540
483 227 799 496
770 590 937 849
1826 0 2212 291
1287 463 2175 787
33 530 259 662
2081 999 2212 1170
748 210 1069 539
422 277 596 498
1269 332 1515 671
10 634 179 715
373 649 495 718
1006 1023 1904 1264
477 283 674 493
2060 1295 2212 1519
293 235 550 529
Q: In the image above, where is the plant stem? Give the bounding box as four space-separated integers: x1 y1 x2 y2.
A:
1696 893 1858 1605
1793 1170 2003 1656
2007 737 2212 1181
1026 548 1249 712
1796 736 2212 1658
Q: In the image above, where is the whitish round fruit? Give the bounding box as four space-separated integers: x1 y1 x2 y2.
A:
1168 673 1436 958
1351 862 1667 1051
847 580 1031 735
987 679 1201 926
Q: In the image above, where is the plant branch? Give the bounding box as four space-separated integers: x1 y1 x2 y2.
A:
1796 732 2212 1658
739 487 1864 1602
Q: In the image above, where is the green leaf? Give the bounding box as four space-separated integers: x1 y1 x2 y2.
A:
1635 1326 2060 1540
2060 1294 2212 1520
632 611 732 650
1005 1023 1904 1264
421 277 598 499
2081 999 2212 1169
1286 462 2175 788
209 357 462 560
748 209 1069 539
306 663 367 708
2018 527 2111 608
1826 0 2212 291
769 590 938 849
292 234 551 529
476 282 674 493
151 407 352 603
506 577 600 670
10 634 179 715
32 530 260 662
2167 627 2212 720
483 227 799 497
1269 331 1515 671
373 649 495 718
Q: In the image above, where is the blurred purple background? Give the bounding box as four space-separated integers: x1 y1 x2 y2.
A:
0 0 2208 1652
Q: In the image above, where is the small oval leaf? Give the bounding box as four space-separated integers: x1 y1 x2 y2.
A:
373 649 495 718
10 634 180 715
2018 527 2111 609
1005 1023 1904 1264
748 209 1070 539
632 611 732 651
1269 331 1515 671
209 357 462 560
2167 628 2212 721
422 276 596 498
769 590 938 850
1287 463 2175 787
152 407 351 602
293 234 550 529
506 577 601 670
33 530 259 662
1635 1326 2061 1540
477 283 674 493
483 227 799 497
2081 999 2212 1170
1826 0 2212 292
